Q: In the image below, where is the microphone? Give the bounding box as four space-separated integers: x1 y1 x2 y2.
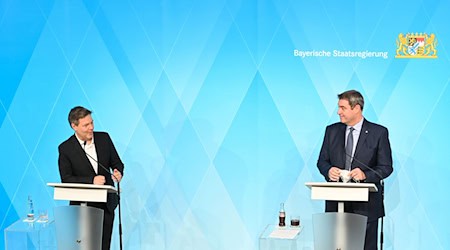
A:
345 150 385 184
83 140 124 250
344 151 388 250
83 141 118 181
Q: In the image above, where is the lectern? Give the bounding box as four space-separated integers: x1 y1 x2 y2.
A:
48 183 117 250
305 182 378 250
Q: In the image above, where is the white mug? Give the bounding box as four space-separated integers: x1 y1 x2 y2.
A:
340 170 351 183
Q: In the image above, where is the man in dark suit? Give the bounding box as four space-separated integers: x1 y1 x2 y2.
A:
58 106 124 250
317 90 393 250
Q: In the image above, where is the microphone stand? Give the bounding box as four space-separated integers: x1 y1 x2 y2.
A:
84 144 123 250
380 179 384 250
116 178 123 250
346 152 388 250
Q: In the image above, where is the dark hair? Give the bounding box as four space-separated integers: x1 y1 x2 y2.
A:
68 106 92 126
338 90 364 110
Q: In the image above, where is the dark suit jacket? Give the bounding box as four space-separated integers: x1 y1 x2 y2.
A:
58 132 124 212
317 119 393 221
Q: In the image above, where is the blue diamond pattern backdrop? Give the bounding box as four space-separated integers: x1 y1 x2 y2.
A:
1 0 449 249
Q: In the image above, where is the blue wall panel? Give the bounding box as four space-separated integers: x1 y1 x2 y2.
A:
1 0 449 249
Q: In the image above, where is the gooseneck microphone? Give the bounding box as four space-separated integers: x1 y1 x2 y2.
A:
83 141 123 250
83 141 115 178
345 151 386 250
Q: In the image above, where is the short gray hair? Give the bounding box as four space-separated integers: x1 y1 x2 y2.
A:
338 90 364 110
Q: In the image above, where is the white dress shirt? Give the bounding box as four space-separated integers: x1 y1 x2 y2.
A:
76 134 98 174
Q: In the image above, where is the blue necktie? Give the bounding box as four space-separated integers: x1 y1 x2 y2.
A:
345 127 355 170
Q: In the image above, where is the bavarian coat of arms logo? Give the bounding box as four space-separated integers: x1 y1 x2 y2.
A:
395 33 437 58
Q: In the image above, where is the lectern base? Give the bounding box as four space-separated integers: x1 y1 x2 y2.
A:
54 206 104 250
313 212 367 250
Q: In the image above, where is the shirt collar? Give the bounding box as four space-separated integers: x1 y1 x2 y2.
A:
74 133 94 146
347 117 364 132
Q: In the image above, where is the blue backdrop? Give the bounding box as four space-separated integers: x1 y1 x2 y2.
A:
1 0 449 249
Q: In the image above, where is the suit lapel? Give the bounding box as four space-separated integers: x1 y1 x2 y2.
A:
354 119 369 160
70 135 97 175
93 133 105 174
93 133 109 176
337 124 347 168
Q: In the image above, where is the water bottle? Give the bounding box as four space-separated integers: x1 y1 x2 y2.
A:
278 203 286 227
27 195 34 220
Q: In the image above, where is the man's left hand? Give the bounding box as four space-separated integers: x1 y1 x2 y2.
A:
350 168 366 182
112 169 122 182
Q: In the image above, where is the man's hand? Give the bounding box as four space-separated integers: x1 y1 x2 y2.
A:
350 168 366 182
93 175 106 185
112 169 122 182
328 167 341 181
